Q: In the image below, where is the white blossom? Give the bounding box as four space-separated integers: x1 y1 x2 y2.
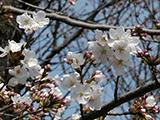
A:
111 57 132 76
8 40 24 53
144 114 153 120
8 65 29 86
89 30 113 64
88 41 113 64
111 40 130 61
146 96 156 107
0 40 24 57
25 58 42 77
0 46 9 57
33 11 49 28
22 49 36 61
16 13 37 33
95 30 108 46
69 0 76 5
108 27 140 56
16 11 49 33
21 49 42 78
89 28 140 76
62 74 78 89
0 83 6 91
11 94 32 105
64 52 85 69
71 83 91 104
87 82 102 110
109 27 130 40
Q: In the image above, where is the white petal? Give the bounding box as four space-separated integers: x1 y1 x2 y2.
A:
62 74 77 89
8 77 19 86
146 96 156 107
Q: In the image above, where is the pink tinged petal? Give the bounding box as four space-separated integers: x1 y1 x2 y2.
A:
146 96 156 107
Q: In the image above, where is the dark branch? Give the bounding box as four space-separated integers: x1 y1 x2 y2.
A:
2 5 160 35
81 81 160 119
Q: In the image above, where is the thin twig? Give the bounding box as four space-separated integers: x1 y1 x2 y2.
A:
106 112 138 116
114 76 120 101
2 6 160 35
0 104 13 112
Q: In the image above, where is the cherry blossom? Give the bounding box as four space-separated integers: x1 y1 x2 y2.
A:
61 73 78 89
69 0 76 5
109 27 130 40
111 56 132 76
11 94 32 105
87 83 102 110
110 40 130 61
108 27 140 57
64 52 85 69
16 12 37 33
146 95 156 107
95 30 108 46
8 40 24 53
88 41 113 64
71 83 91 104
8 65 29 86
0 46 9 57
33 11 49 28
0 40 24 57
0 6 159 120
93 70 105 81
16 11 49 33
21 49 42 78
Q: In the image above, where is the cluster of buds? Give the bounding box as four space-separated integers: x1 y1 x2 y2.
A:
0 90 14 106
136 48 160 66
84 51 97 66
30 79 67 116
130 95 160 120
133 25 147 39
0 90 28 119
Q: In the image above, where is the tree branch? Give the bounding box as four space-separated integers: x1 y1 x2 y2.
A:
81 81 160 119
2 5 160 35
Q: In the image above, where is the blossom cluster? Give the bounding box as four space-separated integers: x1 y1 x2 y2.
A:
63 52 105 111
130 95 160 120
0 9 159 120
63 28 141 111
16 11 49 33
28 77 67 120
0 40 42 86
0 11 67 119
0 40 67 119
0 84 32 118
89 27 140 76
